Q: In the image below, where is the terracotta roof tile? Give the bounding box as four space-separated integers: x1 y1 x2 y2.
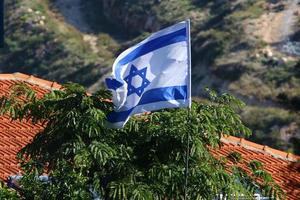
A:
0 73 299 199
215 135 300 200
0 73 53 181
0 73 62 90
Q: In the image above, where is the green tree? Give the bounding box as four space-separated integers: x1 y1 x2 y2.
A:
0 182 19 200
0 84 284 199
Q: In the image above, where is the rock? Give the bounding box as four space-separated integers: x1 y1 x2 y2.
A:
255 53 260 58
261 47 273 58
35 11 41 15
100 0 162 34
281 57 288 63
83 35 91 41
41 16 46 20
27 8 33 13
267 50 273 58
280 122 299 141
39 20 45 26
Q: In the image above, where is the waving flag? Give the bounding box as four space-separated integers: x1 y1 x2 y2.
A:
105 20 191 128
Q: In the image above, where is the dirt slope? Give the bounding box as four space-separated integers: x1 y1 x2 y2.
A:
248 0 299 44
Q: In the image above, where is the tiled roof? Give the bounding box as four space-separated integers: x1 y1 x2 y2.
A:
0 73 60 180
211 136 300 200
0 73 62 91
0 73 299 199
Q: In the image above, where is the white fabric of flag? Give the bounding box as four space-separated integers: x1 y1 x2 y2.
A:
105 20 191 128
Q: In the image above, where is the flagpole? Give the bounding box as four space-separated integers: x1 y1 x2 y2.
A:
184 18 192 200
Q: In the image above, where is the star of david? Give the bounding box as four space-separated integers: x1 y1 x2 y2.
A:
124 65 151 97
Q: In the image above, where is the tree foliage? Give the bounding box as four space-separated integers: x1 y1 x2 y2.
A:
0 181 19 200
0 83 284 199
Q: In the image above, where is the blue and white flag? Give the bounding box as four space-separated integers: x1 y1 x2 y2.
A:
105 20 191 128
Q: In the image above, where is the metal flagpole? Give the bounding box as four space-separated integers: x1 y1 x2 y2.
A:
184 18 192 200
184 109 191 200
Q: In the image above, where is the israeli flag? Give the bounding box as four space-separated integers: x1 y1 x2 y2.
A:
105 20 191 128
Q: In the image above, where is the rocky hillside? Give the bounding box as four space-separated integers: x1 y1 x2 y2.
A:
0 0 120 90
1 0 300 153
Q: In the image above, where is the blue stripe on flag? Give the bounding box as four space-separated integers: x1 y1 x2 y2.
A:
107 85 187 123
114 27 187 82
105 78 123 90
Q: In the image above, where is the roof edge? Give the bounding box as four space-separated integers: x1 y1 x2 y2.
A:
0 72 62 90
221 135 300 162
